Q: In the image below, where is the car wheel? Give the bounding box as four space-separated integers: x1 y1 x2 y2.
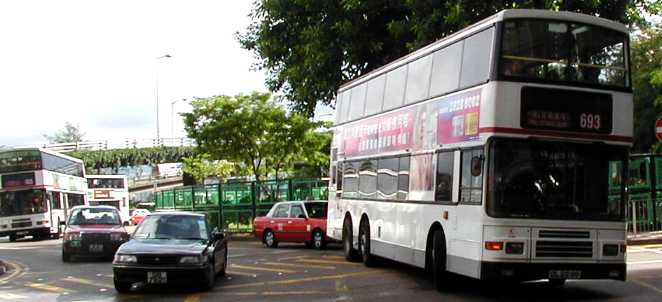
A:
9 234 17 242
312 229 326 250
203 262 216 290
359 220 376 267
432 229 449 292
62 251 71 262
114 279 131 293
264 230 278 248
342 217 359 261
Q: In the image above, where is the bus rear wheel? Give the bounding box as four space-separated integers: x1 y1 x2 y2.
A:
359 219 377 267
342 217 359 262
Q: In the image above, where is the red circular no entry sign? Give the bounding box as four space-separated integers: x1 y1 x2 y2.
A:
656 117 662 142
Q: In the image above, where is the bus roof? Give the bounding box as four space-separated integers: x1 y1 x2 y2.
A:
338 9 629 93
0 147 84 164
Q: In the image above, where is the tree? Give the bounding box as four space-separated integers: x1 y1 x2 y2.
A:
238 0 659 117
181 154 235 184
632 24 662 152
44 122 85 143
182 92 325 201
67 146 195 174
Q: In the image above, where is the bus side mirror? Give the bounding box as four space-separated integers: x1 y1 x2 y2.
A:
60 221 66 226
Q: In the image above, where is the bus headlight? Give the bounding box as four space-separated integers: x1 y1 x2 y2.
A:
505 242 524 254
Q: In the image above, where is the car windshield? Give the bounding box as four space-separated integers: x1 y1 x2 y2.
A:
500 19 628 88
304 203 327 219
133 214 209 240
487 138 627 221
68 208 122 225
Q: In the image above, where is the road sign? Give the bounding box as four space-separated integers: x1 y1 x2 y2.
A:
656 117 662 142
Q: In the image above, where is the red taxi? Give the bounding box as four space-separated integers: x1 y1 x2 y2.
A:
129 209 150 226
253 201 329 249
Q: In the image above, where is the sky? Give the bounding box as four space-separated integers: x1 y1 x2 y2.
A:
0 0 309 146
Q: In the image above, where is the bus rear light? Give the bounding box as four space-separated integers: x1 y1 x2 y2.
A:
485 241 503 251
505 242 524 254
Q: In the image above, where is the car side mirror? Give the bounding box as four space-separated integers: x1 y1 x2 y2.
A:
212 231 224 242
298 214 307 219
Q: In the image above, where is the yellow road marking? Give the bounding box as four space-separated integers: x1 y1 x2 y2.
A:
0 293 26 300
262 261 336 270
226 270 257 277
25 282 75 294
220 270 379 289
183 293 201 302
230 264 296 273
297 259 361 266
219 291 326 296
632 278 662 294
0 261 25 283
61 276 113 288
322 255 346 260
277 255 306 261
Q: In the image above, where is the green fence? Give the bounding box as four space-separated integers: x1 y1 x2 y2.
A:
154 178 328 233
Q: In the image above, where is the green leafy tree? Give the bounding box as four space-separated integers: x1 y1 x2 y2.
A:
182 92 324 201
238 0 658 116
632 24 662 152
182 154 235 184
44 122 85 143
67 147 194 174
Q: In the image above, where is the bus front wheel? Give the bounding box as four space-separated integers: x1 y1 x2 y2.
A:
342 217 359 262
431 229 449 291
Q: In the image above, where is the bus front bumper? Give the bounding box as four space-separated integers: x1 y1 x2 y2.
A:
480 262 626 281
0 227 50 238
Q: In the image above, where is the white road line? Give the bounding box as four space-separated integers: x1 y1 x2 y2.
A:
0 293 26 300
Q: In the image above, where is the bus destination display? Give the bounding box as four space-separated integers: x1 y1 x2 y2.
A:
520 87 612 134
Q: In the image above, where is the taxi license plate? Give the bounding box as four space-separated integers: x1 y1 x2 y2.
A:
147 271 167 284
16 231 29 236
548 270 581 279
88 244 103 253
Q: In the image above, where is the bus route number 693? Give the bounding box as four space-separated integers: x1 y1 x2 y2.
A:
579 113 601 130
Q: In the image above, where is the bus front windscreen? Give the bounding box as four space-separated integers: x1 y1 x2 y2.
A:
499 19 628 88
487 139 626 221
0 189 47 217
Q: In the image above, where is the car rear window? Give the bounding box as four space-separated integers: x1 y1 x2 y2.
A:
304 203 327 219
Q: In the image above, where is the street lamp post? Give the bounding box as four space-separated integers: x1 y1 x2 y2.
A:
155 54 172 145
171 98 186 138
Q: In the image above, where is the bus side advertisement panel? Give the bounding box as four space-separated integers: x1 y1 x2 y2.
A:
437 89 482 144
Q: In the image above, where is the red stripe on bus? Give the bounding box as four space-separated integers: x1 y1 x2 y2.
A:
479 127 633 143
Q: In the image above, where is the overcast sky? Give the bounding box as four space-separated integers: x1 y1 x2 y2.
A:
0 0 283 146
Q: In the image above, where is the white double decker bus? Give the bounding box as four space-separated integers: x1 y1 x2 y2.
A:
0 148 88 241
86 175 130 225
327 9 631 288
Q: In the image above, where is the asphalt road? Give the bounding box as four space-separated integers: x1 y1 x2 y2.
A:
1 235 662 302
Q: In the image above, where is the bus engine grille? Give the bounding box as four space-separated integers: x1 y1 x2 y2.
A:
535 241 593 258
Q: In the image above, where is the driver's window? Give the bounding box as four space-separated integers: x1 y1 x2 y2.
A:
290 205 305 219
460 149 484 204
272 204 290 218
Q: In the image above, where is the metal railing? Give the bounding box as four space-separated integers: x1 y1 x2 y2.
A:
12 137 195 152
627 197 662 235
154 178 329 233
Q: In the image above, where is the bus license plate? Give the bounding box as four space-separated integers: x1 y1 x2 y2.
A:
548 270 581 279
88 244 103 253
147 271 167 284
